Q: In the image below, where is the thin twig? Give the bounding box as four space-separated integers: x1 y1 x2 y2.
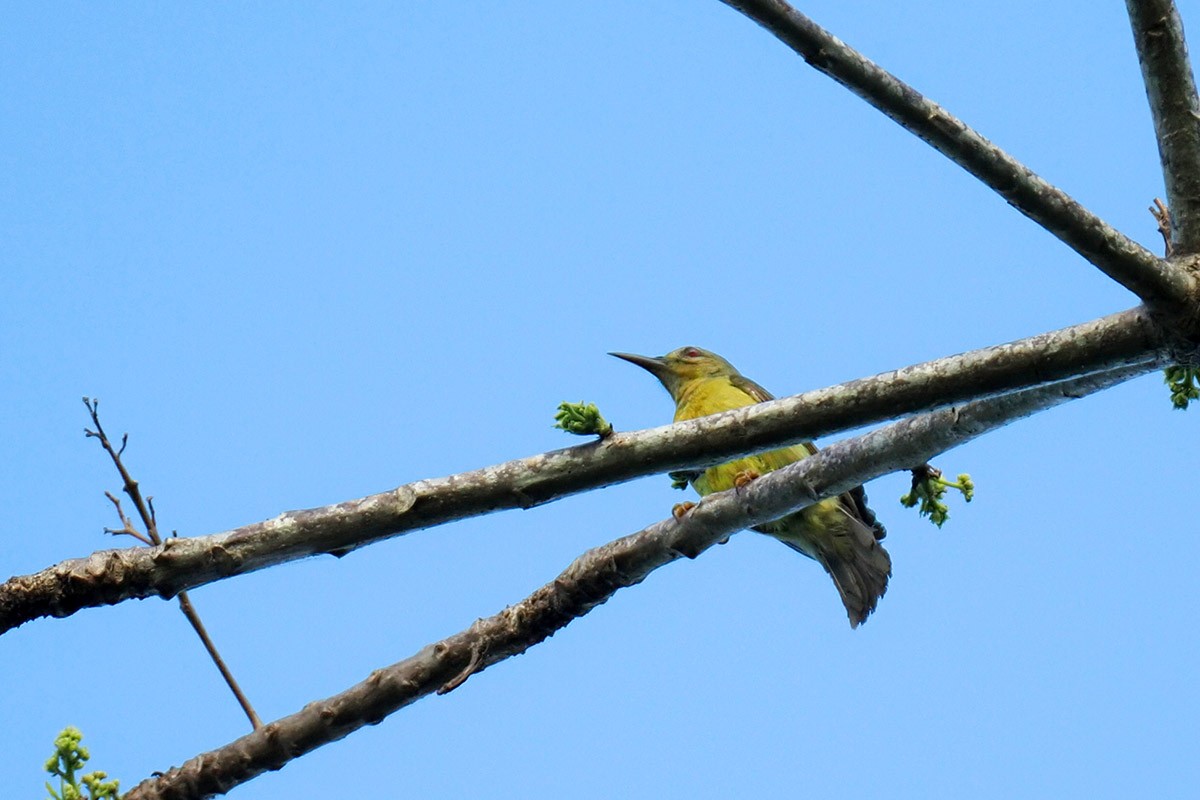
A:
1127 0 1200 254
1152 198 1175 257
176 593 263 729
84 398 159 545
1 309 1168 635
121 363 1152 800
84 398 262 730
102 492 153 545
718 0 1193 311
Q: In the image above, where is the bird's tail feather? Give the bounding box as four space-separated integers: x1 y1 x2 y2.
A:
779 518 892 628
820 542 891 628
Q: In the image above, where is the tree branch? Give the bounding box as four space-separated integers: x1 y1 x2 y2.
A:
0 308 1168 635
1127 0 1200 254
719 0 1195 310
120 363 1152 800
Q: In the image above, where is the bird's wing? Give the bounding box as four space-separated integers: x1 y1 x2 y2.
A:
731 372 817 462
731 371 818 457
731 372 884 540
845 484 887 541
729 373 775 403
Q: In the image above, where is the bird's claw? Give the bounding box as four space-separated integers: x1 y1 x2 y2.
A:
734 469 760 490
672 501 696 520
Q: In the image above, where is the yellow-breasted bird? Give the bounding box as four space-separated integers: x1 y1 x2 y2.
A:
612 346 891 627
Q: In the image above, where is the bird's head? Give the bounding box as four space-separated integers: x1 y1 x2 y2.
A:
610 346 739 403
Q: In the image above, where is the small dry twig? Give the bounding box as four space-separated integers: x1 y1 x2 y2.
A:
84 397 264 730
102 492 153 545
1151 197 1174 257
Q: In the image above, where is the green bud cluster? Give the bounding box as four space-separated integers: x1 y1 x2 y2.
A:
553 401 614 438
1163 365 1200 409
668 471 696 491
44 727 120 800
901 469 974 528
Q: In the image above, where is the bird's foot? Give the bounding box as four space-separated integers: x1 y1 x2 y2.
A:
672 501 696 520
733 469 761 490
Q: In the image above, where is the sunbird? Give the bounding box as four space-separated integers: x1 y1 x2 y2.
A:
612 346 891 627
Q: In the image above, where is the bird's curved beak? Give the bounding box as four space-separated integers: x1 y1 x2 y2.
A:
609 351 669 379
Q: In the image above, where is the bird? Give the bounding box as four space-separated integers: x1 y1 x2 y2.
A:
611 345 891 627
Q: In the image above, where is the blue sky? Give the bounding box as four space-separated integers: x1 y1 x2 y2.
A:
3 2 1198 797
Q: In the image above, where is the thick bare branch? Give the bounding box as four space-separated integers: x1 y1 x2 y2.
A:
719 0 1195 310
121 363 1151 800
1127 0 1200 254
0 308 1168 635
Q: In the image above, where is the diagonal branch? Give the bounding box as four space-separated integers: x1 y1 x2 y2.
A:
719 0 1194 310
0 308 1168 635
120 363 1152 800
1127 0 1200 254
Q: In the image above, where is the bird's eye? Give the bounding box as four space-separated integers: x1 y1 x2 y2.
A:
684 348 701 358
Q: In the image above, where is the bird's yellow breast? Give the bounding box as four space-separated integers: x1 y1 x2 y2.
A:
673 377 810 496
673 376 757 422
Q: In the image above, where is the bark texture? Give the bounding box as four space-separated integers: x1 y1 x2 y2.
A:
721 0 1192 309
121 364 1153 800
1127 0 1200 255
0 308 1166 634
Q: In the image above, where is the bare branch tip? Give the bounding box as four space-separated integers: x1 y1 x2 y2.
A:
1151 197 1174 257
